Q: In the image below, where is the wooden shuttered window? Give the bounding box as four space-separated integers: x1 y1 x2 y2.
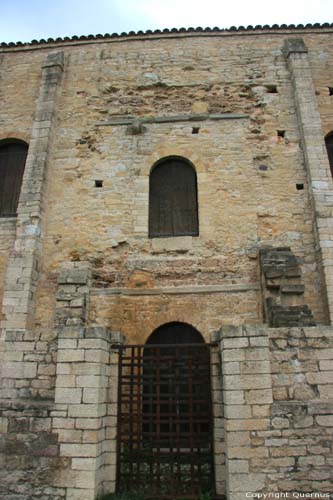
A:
149 158 199 238
0 142 28 216
326 134 333 177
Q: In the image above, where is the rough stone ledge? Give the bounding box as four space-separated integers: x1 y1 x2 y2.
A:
0 399 55 413
268 326 333 338
96 112 249 127
219 324 268 338
272 400 333 413
91 283 260 296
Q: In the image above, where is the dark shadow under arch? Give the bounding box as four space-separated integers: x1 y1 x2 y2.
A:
145 321 205 345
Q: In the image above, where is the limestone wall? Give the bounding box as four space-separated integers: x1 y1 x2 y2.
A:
1 27 333 500
0 30 331 338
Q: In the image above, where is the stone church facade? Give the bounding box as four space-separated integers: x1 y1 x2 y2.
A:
0 24 333 500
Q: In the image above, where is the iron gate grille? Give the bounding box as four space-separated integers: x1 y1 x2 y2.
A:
116 343 214 499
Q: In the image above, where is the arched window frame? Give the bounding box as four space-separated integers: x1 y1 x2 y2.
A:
148 156 199 238
0 139 28 217
325 132 333 178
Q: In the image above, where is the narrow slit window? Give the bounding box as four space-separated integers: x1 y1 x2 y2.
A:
325 132 333 177
0 140 28 216
149 157 199 238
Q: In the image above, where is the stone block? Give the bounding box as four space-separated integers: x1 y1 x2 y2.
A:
271 446 307 457
83 387 107 404
220 325 244 338
85 349 109 363
78 338 108 350
75 418 101 430
222 338 249 349
228 473 266 492
227 459 249 473
57 349 85 362
245 348 269 361
245 389 273 404
2 361 37 379
223 361 240 375
224 405 252 419
299 455 325 466
55 387 82 404
223 390 245 405
0 417 8 434
227 446 270 460
52 417 75 429
306 371 333 384
272 416 290 429
66 488 95 500
240 360 271 374
249 337 269 347
252 404 271 417
76 375 108 388
226 431 251 446
319 360 333 370
60 443 99 458
72 362 105 375
71 457 97 471
318 385 333 398
316 415 333 426
58 338 78 349
226 418 270 431
222 350 246 362
151 236 192 253
224 374 271 391
68 404 106 418
58 429 83 443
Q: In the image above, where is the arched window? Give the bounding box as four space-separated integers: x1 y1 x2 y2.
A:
149 157 199 238
0 140 28 216
325 132 333 177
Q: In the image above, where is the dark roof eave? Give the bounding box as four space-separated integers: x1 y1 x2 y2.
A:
1 22 333 49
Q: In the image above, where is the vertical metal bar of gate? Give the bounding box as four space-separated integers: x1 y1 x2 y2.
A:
116 343 214 499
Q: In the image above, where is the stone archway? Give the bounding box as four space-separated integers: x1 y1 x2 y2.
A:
117 322 214 498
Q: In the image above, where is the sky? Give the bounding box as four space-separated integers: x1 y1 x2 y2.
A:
0 0 333 44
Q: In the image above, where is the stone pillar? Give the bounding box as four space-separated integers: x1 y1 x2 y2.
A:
284 38 333 323
220 325 273 500
1 50 64 334
52 262 124 500
56 262 92 329
53 327 124 500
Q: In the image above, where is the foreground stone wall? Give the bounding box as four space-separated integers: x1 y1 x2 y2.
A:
219 325 333 500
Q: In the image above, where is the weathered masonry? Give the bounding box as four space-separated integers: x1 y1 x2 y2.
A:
0 23 333 500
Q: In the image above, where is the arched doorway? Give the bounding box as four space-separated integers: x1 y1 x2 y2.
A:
117 323 214 498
